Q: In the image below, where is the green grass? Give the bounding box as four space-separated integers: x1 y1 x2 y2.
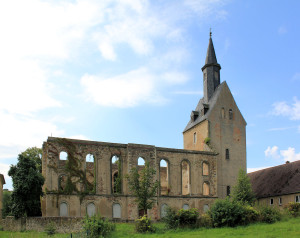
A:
1 217 300 238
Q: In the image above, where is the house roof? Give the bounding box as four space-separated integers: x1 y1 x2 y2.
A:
183 81 225 133
248 160 300 198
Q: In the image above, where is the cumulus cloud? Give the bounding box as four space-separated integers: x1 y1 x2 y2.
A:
264 146 280 159
247 167 268 173
280 147 300 162
264 145 300 163
271 97 300 120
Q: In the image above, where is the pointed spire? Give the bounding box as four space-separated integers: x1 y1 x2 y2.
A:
205 31 218 65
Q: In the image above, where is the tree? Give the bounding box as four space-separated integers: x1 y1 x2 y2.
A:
8 147 45 218
20 147 42 173
232 169 256 205
2 190 12 218
126 161 159 216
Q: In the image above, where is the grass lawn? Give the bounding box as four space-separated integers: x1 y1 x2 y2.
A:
1 217 300 238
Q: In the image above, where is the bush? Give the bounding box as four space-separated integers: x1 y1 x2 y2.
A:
135 215 156 233
164 207 199 229
209 198 246 227
197 213 213 228
284 202 300 217
258 206 281 224
44 222 56 236
243 205 259 224
82 214 115 238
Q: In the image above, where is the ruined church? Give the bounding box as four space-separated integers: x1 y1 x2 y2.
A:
41 35 246 220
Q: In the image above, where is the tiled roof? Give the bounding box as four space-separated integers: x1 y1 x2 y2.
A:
248 160 300 198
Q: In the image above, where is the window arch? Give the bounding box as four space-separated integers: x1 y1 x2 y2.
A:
112 203 121 219
183 204 189 210
221 107 225 119
203 182 210 196
111 155 121 194
60 151 68 161
59 202 68 217
160 159 169 195
226 149 230 160
229 109 233 120
202 162 209 176
58 174 67 191
87 203 96 217
161 204 168 218
203 204 209 213
181 160 191 195
86 154 95 192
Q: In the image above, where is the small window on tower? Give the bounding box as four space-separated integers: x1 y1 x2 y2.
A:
226 149 230 160
270 198 274 205
229 109 233 120
193 132 197 144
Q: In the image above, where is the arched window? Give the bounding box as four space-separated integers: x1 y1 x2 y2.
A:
112 203 121 219
161 204 168 218
203 182 210 196
229 109 233 120
137 157 145 175
203 162 209 176
181 160 190 195
87 203 96 217
183 204 189 210
221 107 225 119
226 149 230 160
203 204 209 213
59 202 68 217
86 154 95 192
60 151 68 160
111 155 121 194
58 174 67 191
160 159 169 195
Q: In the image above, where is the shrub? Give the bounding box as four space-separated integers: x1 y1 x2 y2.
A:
44 222 56 236
243 205 259 224
164 207 199 229
82 214 115 238
204 137 211 145
0 226 3 231
135 215 156 233
197 213 213 228
258 206 281 224
209 198 246 227
284 202 300 217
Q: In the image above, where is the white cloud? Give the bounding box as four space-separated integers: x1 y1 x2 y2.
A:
247 167 268 173
68 135 91 141
268 126 295 131
272 97 300 120
264 146 280 159
280 147 300 162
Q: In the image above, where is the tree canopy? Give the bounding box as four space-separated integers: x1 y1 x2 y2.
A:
8 147 44 218
232 169 256 205
126 161 159 216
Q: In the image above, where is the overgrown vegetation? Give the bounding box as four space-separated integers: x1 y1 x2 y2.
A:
126 161 159 215
164 207 199 229
285 202 300 217
232 169 256 205
44 222 56 236
135 215 156 233
8 147 44 218
2 190 12 218
204 137 211 145
258 206 281 224
82 214 115 238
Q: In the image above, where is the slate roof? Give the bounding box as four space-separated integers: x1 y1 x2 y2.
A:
183 81 226 133
248 160 300 198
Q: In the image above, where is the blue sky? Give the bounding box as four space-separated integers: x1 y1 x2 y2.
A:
0 0 299 190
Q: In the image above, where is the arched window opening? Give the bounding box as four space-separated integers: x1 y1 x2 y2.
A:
113 203 121 219
203 182 210 196
160 159 169 195
58 174 67 191
183 204 189 210
203 162 209 176
111 155 121 194
87 203 96 217
59 202 68 217
86 154 95 193
229 109 233 120
60 151 68 160
221 107 225 119
203 204 209 213
137 157 145 175
181 160 190 195
161 204 168 218
226 149 230 160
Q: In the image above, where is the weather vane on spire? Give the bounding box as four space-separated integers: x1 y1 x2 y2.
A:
210 28 212 38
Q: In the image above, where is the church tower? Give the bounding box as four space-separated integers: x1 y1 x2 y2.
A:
183 33 247 199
